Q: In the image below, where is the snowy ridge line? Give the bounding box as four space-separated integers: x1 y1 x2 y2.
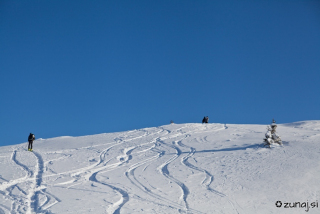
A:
115 126 166 143
42 127 153 156
114 129 148 143
176 123 226 135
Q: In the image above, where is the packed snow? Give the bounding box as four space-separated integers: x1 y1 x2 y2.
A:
0 121 319 214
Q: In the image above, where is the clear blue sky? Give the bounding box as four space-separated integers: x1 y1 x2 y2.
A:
1 0 320 147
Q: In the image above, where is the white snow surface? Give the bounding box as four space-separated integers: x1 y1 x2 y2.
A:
0 121 319 214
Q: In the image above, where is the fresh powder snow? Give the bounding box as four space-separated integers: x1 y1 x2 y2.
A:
0 121 319 214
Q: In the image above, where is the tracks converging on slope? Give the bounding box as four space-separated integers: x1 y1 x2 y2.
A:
0 124 232 214
0 149 60 214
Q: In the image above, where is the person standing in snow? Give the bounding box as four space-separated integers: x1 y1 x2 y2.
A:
202 116 209 124
205 116 209 123
28 133 35 151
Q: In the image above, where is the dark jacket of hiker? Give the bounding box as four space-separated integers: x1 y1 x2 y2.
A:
202 116 209 124
28 133 35 150
28 133 35 142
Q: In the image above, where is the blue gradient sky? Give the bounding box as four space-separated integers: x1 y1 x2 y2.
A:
1 0 320 146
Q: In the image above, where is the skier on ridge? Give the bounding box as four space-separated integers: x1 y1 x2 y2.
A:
28 133 35 151
202 116 209 124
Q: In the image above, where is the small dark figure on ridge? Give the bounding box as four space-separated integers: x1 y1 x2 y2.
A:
202 116 209 124
28 133 35 151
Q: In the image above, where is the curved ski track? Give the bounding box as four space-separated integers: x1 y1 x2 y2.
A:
123 125 222 214
176 125 240 214
0 149 60 214
0 124 236 214
177 140 225 197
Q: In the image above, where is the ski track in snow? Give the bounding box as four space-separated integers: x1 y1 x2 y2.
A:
177 138 239 214
157 138 190 212
105 124 226 214
178 140 225 197
153 124 227 213
0 123 248 214
89 172 129 214
124 141 186 212
89 128 173 214
0 204 10 214
122 131 191 212
174 124 241 214
0 150 34 214
62 128 170 214
26 151 45 214
118 125 204 213
0 149 61 214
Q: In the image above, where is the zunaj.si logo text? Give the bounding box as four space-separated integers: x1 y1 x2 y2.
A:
275 200 319 212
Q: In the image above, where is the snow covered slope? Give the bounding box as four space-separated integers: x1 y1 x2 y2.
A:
0 121 319 214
